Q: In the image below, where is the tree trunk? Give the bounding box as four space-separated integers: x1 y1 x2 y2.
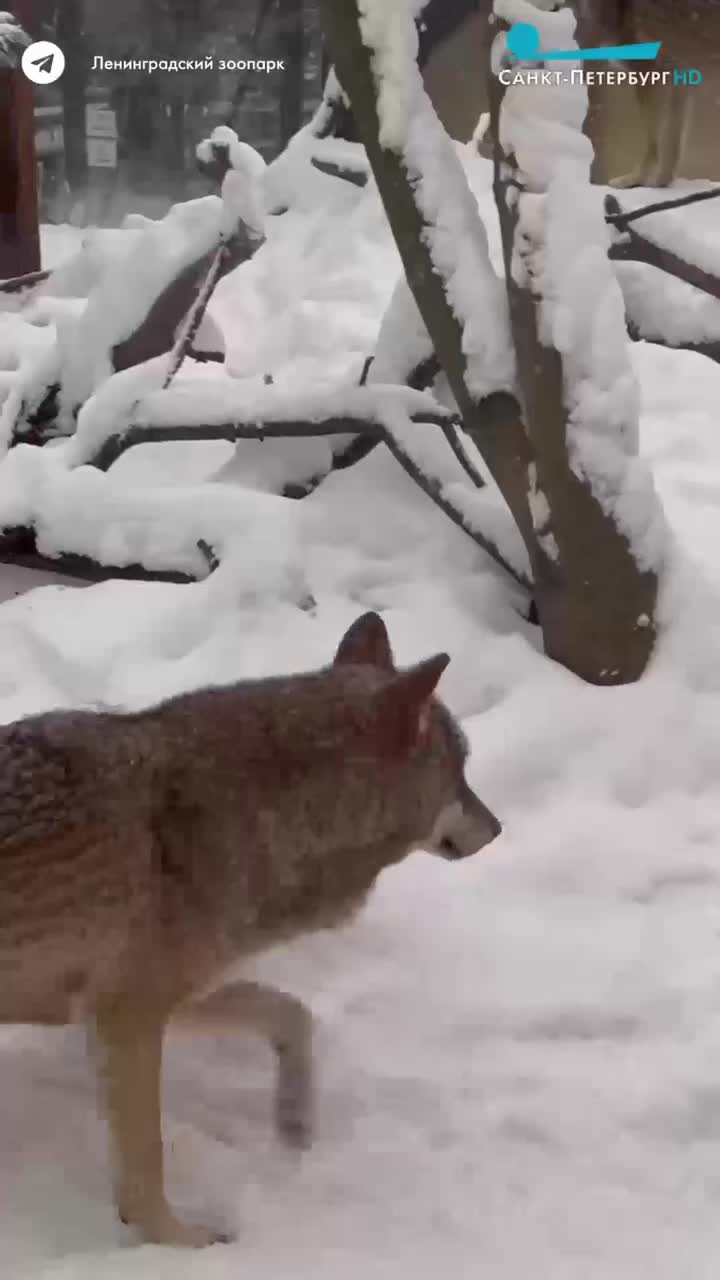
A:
278 0 304 148
0 41 40 276
318 0 534 546
320 0 659 685
57 0 88 199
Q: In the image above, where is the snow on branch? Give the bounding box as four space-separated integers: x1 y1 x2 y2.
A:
68 380 452 465
0 269 51 296
354 0 514 401
0 12 30 66
61 372 524 588
493 0 664 572
613 255 720 365
606 194 720 305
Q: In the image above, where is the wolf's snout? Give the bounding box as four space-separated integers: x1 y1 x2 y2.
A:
431 786 502 861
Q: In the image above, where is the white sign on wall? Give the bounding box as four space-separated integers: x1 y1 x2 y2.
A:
87 136 117 168
85 105 118 139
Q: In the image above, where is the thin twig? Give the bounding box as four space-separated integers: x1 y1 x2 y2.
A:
439 421 487 490
379 427 529 591
606 195 720 303
311 157 369 187
605 185 720 227
0 268 51 295
163 223 263 390
283 351 444 500
196 538 220 573
625 320 720 366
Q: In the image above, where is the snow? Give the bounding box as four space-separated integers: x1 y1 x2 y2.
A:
4 339 720 1275
609 185 720 346
494 0 666 571
196 127 268 192
0 12 28 65
1 199 229 442
195 131 268 236
2 126 720 1280
356 0 515 400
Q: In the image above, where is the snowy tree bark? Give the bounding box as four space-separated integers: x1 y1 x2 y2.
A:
489 2 661 682
320 0 662 685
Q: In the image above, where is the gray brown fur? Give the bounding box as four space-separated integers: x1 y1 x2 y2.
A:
0 611 501 1247
578 0 720 186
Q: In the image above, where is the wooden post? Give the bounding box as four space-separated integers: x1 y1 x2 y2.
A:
0 1 41 277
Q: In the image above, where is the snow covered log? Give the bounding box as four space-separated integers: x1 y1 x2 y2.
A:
487 0 665 683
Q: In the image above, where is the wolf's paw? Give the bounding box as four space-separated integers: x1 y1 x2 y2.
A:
121 1205 231 1249
609 171 646 189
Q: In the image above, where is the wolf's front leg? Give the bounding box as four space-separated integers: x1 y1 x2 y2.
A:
180 979 314 1150
94 993 228 1248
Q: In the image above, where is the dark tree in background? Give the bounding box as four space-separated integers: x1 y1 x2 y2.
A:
57 0 88 200
276 0 304 148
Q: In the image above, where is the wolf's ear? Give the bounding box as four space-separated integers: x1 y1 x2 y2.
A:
334 611 394 671
373 653 450 756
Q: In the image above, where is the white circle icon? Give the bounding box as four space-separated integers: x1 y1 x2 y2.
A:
22 41 65 84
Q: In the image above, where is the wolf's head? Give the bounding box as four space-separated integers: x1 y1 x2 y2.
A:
333 612 502 860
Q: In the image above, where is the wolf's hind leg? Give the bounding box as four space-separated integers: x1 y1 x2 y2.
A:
180 979 315 1150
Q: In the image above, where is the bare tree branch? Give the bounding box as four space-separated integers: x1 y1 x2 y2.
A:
87 402 525 589
163 221 264 390
605 186 720 227
606 195 720 304
0 526 195 584
311 157 369 186
379 422 530 590
196 538 220 573
88 409 460 472
0 268 51 295
625 320 720 365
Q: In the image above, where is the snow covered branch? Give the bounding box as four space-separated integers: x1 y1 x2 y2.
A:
0 526 196 585
625 323 720 368
606 195 720 305
0 269 51 296
88 408 460 473
163 221 264 390
604 186 720 228
310 157 369 187
0 13 30 67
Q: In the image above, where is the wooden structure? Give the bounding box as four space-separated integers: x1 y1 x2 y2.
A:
0 1 40 277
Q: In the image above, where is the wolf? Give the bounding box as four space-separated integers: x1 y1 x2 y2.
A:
0 611 501 1248
579 0 720 186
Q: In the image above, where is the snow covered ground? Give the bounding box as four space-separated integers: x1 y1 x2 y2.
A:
3 153 720 1278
